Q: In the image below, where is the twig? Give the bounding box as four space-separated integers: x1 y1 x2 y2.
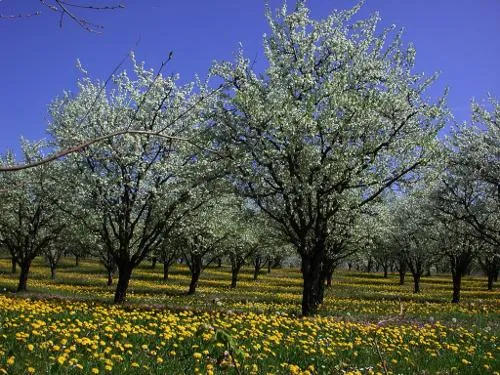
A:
40 0 124 33
373 337 389 375
0 11 41 19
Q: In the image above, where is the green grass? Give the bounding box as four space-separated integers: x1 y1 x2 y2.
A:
0 257 498 374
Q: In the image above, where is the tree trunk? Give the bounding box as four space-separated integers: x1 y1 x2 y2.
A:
163 261 170 281
487 272 494 291
412 273 421 294
366 257 373 273
17 260 31 292
75 255 80 267
267 257 272 273
322 259 335 288
11 256 17 274
451 271 462 303
398 260 407 285
230 266 241 288
253 256 262 281
50 265 56 280
188 255 202 295
113 263 133 304
188 271 200 295
326 272 333 287
347 262 352 271
151 257 157 269
107 270 113 286
399 269 406 285
217 257 222 268
383 265 388 278
301 252 324 316
272 256 283 269
425 266 431 277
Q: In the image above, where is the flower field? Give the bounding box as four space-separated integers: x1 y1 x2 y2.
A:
0 258 498 374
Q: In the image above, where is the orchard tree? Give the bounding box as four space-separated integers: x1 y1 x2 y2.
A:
390 193 438 294
212 2 446 315
169 197 233 295
434 221 480 303
433 97 499 247
431 97 499 291
48 56 219 303
478 243 499 290
224 203 267 288
0 142 64 292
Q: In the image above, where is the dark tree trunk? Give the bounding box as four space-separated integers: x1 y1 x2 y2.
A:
366 257 373 273
412 273 421 294
267 256 272 273
151 257 157 269
326 272 333 287
383 265 388 278
230 266 241 288
347 262 352 271
50 265 56 280
253 266 260 281
451 271 462 303
399 269 406 285
163 261 170 281
487 273 494 291
75 255 80 267
322 258 336 288
217 257 222 268
253 256 263 281
113 263 133 304
107 270 113 286
11 256 17 274
398 260 407 285
272 256 283 269
425 266 431 277
188 255 202 295
450 252 473 303
301 250 324 316
17 260 31 292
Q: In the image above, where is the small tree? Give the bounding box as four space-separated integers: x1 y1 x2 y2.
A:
0 143 64 291
391 194 437 294
168 198 231 295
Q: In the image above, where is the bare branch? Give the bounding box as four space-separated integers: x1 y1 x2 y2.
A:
0 11 41 19
39 0 124 33
0 130 188 172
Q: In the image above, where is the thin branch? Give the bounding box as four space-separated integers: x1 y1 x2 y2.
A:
0 131 187 172
39 0 124 33
0 11 41 19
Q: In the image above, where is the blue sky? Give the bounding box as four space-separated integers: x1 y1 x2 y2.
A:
1 0 499 154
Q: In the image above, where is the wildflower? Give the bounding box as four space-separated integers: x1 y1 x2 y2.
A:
193 352 203 360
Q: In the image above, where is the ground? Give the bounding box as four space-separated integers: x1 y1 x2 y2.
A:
0 258 498 374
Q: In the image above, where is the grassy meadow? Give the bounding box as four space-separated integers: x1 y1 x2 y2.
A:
0 257 498 374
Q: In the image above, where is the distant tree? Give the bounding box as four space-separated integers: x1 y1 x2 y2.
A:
170 198 232 295
431 97 499 291
390 194 438 294
212 2 446 315
0 142 64 292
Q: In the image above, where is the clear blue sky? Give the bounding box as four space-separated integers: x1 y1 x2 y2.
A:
1 0 499 154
